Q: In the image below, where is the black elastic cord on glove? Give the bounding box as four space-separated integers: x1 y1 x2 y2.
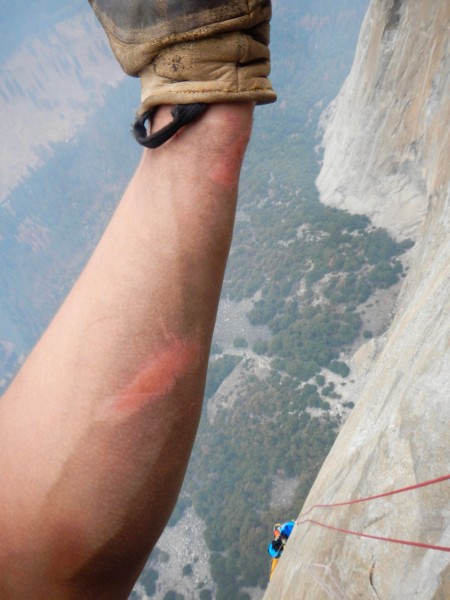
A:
133 103 208 148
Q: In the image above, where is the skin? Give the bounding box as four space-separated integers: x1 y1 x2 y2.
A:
0 103 254 599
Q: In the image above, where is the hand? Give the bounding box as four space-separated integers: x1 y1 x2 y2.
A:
89 0 275 146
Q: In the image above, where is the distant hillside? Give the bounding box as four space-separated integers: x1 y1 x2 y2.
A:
0 1 82 60
0 5 138 382
0 8 125 205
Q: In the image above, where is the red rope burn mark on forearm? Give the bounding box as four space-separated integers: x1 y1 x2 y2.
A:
114 338 200 414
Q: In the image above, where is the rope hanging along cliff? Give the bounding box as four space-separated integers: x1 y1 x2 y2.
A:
296 473 450 552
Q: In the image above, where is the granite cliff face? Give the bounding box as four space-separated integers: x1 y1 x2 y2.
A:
264 1 450 598
316 0 449 242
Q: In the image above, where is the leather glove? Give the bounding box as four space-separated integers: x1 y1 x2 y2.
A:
89 0 276 147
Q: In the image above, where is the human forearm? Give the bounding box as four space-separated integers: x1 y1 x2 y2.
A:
0 103 253 598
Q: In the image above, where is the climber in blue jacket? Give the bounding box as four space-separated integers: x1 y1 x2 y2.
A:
268 520 296 558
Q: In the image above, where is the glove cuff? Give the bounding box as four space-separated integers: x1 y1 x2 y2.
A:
137 30 276 115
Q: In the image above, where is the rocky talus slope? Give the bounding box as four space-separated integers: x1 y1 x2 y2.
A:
264 1 450 598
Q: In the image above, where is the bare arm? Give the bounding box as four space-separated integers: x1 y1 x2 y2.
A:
0 103 253 599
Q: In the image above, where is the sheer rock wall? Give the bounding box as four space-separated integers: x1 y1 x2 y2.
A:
264 1 450 598
316 0 449 242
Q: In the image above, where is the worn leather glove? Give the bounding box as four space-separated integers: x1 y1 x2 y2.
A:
89 0 276 147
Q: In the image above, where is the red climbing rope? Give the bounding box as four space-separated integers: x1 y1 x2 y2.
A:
298 473 450 519
297 519 450 552
296 474 450 552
